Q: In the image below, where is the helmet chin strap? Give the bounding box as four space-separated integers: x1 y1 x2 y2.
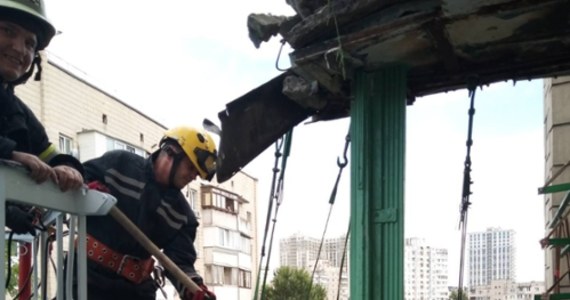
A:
167 150 185 188
9 54 42 87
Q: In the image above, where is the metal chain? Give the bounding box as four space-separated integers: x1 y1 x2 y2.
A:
308 124 351 298
458 86 477 300
254 130 293 300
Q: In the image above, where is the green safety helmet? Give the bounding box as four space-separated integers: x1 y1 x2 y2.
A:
161 126 218 181
0 0 56 50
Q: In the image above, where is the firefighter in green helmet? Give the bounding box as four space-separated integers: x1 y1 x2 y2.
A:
0 0 84 235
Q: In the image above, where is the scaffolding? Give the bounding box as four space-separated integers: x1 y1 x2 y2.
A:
0 160 116 300
539 163 570 300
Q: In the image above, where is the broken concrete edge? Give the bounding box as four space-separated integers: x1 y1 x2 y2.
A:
247 13 293 48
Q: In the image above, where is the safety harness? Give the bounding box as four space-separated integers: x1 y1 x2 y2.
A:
85 180 154 284
79 234 154 284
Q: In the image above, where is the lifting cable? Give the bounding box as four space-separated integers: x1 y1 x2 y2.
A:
5 231 14 289
308 125 351 299
457 84 477 300
253 130 293 300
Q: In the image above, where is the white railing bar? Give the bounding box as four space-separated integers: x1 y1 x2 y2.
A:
56 214 64 300
1 169 7 299
77 215 87 300
66 216 76 300
38 231 47 300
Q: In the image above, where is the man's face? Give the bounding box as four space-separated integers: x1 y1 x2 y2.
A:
0 21 36 82
173 155 200 188
156 144 200 189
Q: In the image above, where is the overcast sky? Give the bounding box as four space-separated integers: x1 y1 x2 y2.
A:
44 0 545 286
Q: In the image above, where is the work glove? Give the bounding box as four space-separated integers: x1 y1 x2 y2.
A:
184 284 216 300
6 205 35 236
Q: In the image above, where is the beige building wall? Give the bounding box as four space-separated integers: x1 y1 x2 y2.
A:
543 77 570 292
215 169 259 287
197 170 259 300
12 53 259 298
16 54 165 155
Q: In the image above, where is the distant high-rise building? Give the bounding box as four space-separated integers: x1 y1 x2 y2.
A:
279 233 350 300
280 233 321 268
404 238 449 300
468 228 516 287
280 233 348 269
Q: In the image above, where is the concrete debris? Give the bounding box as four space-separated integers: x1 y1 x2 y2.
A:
282 75 326 110
286 0 327 19
247 13 288 48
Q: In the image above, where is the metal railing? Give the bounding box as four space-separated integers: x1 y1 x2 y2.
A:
0 160 116 300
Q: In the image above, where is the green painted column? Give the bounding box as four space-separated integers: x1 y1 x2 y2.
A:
350 66 407 300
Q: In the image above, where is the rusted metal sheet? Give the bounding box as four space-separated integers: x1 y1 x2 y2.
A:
215 72 313 183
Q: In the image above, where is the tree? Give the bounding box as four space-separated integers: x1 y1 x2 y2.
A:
264 266 327 300
449 289 468 300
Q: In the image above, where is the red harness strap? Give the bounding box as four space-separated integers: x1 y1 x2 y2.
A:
81 235 154 284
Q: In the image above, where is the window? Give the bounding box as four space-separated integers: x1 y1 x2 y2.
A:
206 265 240 286
240 235 252 254
210 192 238 214
219 228 237 249
58 134 73 154
206 265 223 285
126 145 136 153
224 267 238 286
214 193 225 208
225 197 236 212
187 188 198 210
106 137 147 157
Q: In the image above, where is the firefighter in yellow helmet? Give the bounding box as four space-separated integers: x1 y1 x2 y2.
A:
0 0 83 236
82 126 217 300
161 126 218 183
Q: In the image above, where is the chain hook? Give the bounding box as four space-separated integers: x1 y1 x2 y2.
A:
275 39 288 72
337 133 350 168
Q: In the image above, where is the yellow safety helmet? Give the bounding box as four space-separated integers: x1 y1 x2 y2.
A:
161 126 218 181
0 0 56 50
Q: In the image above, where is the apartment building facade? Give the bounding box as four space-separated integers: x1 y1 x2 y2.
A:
404 238 449 300
199 173 259 300
468 228 516 287
469 279 544 300
15 53 258 299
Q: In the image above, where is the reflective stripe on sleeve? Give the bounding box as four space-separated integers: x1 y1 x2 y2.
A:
38 144 58 162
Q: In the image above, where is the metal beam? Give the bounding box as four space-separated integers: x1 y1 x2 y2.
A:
350 66 407 299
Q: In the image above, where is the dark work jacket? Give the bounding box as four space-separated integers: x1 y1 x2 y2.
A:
0 85 83 233
83 150 201 298
0 85 83 170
